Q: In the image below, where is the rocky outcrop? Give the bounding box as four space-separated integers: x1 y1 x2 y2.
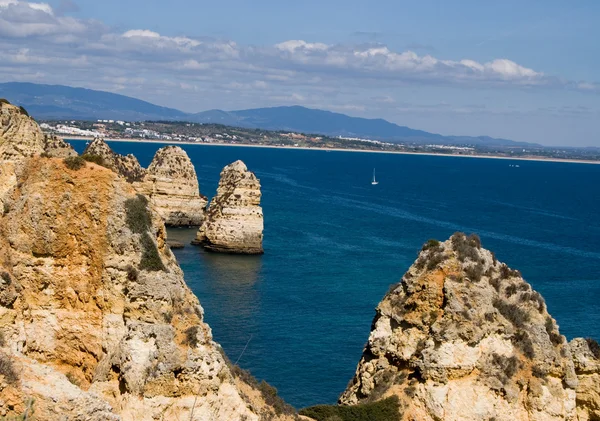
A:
340 233 579 420
570 338 600 420
83 137 146 182
42 134 77 158
135 146 208 226
0 157 294 420
0 101 76 161
0 101 45 160
193 160 263 254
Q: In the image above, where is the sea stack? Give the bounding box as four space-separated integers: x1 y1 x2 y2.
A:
340 232 585 420
193 160 263 254
83 137 146 182
137 146 208 226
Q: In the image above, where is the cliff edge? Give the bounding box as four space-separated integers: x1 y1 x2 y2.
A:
0 156 294 420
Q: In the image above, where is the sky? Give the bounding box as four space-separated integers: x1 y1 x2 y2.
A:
0 0 599 146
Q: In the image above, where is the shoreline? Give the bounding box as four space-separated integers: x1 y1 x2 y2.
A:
65 136 600 165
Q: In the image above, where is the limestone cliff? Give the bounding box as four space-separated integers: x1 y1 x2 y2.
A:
340 233 579 420
0 101 44 160
0 101 77 162
0 157 294 420
193 160 263 254
83 137 146 183
570 338 600 421
135 146 208 226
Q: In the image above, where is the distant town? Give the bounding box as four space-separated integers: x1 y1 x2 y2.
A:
40 119 600 163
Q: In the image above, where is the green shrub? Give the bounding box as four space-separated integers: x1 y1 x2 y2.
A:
0 98 10 105
465 262 484 282
258 380 296 415
300 396 400 421
499 264 521 279
63 156 86 171
139 232 166 271
82 154 105 166
512 331 535 359
124 194 151 234
0 353 18 384
451 232 480 262
493 298 530 328
18 106 29 117
505 284 518 297
182 326 200 348
467 233 482 248
426 251 446 270
489 276 501 292
545 317 563 346
421 239 441 252
586 338 600 359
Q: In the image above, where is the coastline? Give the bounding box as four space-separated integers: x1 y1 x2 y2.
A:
65 136 600 165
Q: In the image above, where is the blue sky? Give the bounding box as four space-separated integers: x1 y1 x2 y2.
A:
1 0 599 146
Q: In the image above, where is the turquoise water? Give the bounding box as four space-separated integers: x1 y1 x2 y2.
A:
69 140 600 408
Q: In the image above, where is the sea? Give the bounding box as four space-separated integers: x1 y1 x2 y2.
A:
68 140 600 409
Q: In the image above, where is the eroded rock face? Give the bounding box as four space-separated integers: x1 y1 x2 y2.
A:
42 134 77 158
135 146 207 226
0 102 76 161
83 137 146 182
0 101 45 160
193 160 263 254
0 158 293 420
340 233 578 420
570 338 600 421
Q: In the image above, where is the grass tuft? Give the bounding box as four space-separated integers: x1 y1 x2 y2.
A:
63 156 86 171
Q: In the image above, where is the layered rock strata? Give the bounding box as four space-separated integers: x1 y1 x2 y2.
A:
136 146 208 226
340 233 581 420
0 101 45 160
193 160 263 254
0 156 293 420
0 101 75 161
570 338 600 420
83 137 146 182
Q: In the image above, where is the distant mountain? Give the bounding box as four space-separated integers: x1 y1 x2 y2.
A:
0 82 186 121
0 82 539 147
191 106 443 142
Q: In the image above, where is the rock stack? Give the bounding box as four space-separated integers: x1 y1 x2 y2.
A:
339 232 599 420
83 137 146 182
136 146 208 226
193 160 264 254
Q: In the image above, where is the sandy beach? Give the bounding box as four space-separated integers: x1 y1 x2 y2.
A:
65 136 600 165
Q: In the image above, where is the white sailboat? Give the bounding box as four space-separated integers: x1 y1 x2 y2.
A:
371 168 379 185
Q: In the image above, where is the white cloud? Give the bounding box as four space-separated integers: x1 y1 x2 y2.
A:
276 40 329 53
0 0 88 37
0 0 597 117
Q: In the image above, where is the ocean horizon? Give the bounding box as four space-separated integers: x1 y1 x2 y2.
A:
70 139 600 409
